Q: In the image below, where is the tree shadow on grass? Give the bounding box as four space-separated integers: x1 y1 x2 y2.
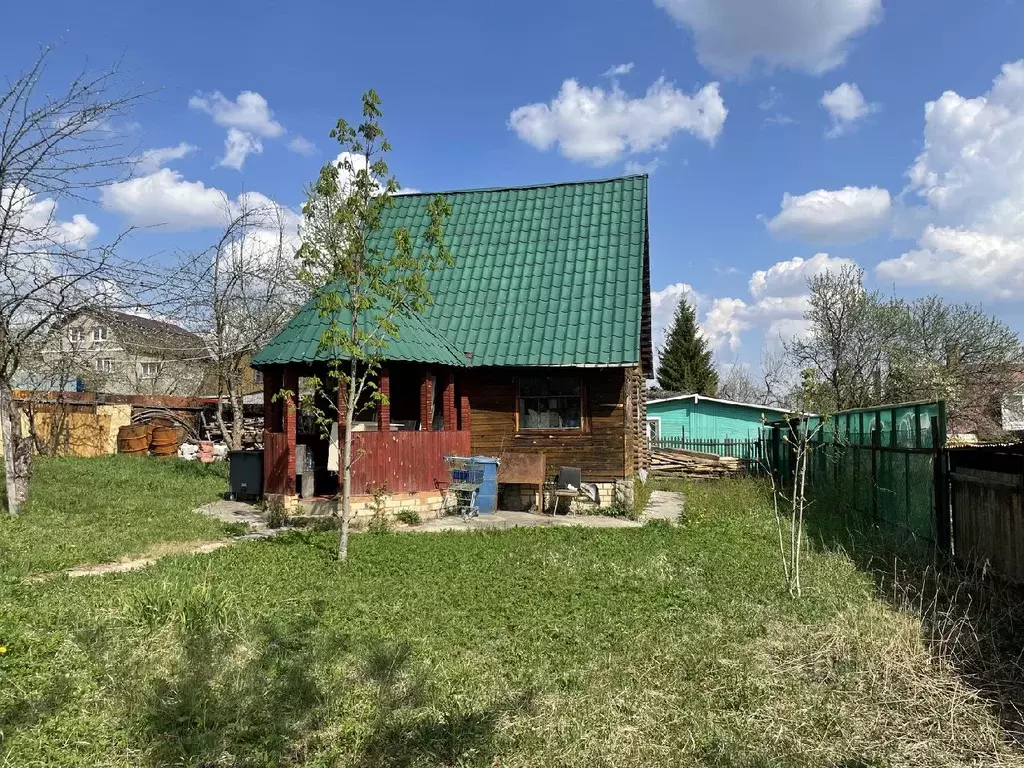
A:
354 640 534 768
137 599 338 766
804 504 1024 747
84 596 530 766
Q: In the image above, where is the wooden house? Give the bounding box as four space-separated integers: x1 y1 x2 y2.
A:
252 175 653 512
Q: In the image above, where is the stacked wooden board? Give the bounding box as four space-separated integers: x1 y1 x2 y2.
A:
650 448 748 479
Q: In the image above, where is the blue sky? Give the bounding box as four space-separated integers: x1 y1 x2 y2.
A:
5 0 1024 367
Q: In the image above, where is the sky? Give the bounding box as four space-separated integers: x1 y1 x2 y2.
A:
4 0 1024 371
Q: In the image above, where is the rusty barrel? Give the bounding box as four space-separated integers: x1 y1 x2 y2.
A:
117 424 150 456
150 425 181 457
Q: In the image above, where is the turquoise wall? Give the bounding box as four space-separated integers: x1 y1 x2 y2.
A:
647 398 776 441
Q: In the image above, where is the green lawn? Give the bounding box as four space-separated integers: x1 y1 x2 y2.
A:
0 468 1018 766
0 456 230 578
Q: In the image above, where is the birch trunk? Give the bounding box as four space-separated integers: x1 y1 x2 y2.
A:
337 355 358 562
0 382 31 515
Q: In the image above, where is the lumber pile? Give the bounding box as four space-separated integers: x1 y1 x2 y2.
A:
650 448 747 479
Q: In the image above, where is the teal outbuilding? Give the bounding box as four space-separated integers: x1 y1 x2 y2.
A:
645 393 790 444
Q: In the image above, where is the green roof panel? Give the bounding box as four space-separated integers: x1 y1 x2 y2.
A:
253 175 649 368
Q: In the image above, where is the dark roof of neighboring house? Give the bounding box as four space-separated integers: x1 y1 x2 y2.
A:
252 175 652 369
93 309 199 339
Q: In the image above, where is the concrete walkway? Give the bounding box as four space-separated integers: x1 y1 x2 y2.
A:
405 508 643 532
639 490 685 524
37 491 688 579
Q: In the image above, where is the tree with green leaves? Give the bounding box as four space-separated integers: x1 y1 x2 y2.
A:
657 298 718 395
294 90 452 561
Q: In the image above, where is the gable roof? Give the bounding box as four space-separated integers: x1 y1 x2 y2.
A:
646 393 793 413
252 175 652 369
253 302 469 368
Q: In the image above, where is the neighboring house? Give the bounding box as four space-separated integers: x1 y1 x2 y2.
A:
40 310 211 397
252 175 653 509
646 393 790 444
1001 390 1024 435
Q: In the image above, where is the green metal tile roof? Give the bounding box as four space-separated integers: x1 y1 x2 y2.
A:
252 302 469 368
253 174 650 368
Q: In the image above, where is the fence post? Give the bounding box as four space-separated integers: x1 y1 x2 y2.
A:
932 408 952 553
871 412 880 523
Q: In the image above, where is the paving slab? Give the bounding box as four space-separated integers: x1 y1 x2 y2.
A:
640 490 685 525
405 509 642 532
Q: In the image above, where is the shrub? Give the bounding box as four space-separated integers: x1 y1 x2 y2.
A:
263 498 287 529
395 509 421 525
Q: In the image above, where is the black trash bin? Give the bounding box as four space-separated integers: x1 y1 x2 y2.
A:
228 450 264 500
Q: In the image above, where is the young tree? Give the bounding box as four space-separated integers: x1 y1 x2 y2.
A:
657 298 718 395
295 91 452 561
0 49 145 513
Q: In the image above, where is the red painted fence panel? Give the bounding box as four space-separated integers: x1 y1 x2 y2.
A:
264 431 290 495
351 430 471 494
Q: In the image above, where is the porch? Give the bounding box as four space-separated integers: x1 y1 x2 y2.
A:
261 361 470 501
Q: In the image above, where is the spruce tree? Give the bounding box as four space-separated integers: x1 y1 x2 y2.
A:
657 299 718 395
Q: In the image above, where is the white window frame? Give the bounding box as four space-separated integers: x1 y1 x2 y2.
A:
95 358 115 373
646 416 662 441
92 326 109 342
141 362 161 379
69 328 84 343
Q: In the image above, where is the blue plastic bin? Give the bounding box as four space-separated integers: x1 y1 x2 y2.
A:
469 456 500 514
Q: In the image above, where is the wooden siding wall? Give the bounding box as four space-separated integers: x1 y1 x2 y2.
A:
466 367 628 482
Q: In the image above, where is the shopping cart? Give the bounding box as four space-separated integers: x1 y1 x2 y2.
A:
440 456 484 519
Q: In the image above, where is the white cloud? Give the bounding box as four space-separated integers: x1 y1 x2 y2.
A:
101 169 301 239
653 0 882 75
653 253 855 357
101 168 231 230
876 60 1024 297
2 186 99 250
624 158 661 175
136 142 196 173
287 136 317 156
188 90 284 138
604 63 634 77
218 128 263 171
877 226 1024 299
766 186 891 243
509 76 727 164
821 82 878 137
749 253 856 298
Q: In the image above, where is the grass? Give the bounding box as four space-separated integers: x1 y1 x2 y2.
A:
1 470 1019 766
0 456 230 578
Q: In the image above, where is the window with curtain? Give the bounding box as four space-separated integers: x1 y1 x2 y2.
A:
518 376 582 430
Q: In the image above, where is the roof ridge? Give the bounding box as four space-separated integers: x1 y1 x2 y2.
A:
394 173 647 199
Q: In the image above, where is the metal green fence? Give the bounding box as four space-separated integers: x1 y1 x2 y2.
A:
770 401 947 545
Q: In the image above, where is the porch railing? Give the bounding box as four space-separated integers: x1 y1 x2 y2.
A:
351 430 471 494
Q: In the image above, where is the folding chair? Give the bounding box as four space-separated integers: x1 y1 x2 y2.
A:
552 466 582 516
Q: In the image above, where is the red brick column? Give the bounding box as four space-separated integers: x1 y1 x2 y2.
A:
442 371 457 431
263 367 282 431
282 368 299 492
419 369 433 431
459 386 471 432
377 367 390 432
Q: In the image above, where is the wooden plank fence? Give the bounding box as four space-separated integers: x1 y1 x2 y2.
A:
948 445 1024 582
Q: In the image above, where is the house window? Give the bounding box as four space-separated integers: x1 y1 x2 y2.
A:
95 358 114 373
646 417 661 442
92 326 108 342
518 376 582 430
69 328 84 343
141 362 160 378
